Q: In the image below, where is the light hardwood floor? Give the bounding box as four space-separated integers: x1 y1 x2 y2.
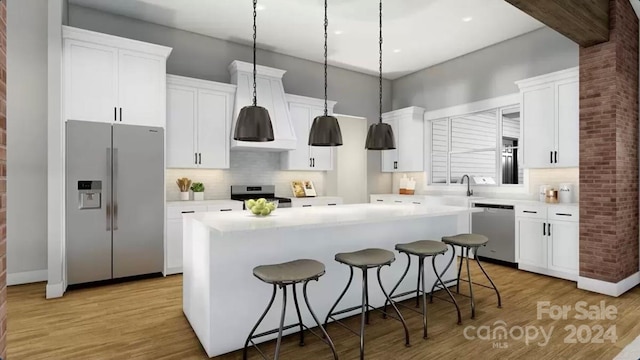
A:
7 262 640 360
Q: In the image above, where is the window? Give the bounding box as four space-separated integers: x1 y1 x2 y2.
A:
429 106 522 186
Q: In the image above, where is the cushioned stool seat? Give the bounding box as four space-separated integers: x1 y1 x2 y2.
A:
335 248 395 267
442 233 488 247
395 240 448 256
253 259 325 284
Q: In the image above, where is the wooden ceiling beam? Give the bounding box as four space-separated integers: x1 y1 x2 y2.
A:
505 0 610 47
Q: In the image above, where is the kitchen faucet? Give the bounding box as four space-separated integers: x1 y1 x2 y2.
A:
460 174 473 197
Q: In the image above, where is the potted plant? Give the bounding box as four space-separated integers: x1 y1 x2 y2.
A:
176 178 192 201
191 182 205 201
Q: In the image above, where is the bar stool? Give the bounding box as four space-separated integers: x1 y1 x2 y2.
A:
324 248 410 360
243 259 338 360
431 234 502 319
383 240 462 339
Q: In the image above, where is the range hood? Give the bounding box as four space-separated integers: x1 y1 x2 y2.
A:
229 60 297 151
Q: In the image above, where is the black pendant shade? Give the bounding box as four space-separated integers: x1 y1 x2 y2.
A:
233 105 274 142
365 122 395 150
309 115 342 146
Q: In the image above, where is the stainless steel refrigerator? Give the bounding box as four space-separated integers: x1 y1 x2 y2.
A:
66 120 164 285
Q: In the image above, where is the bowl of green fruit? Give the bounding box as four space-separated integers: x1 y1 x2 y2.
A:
245 198 278 217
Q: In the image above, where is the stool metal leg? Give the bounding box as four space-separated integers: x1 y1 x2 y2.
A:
359 268 368 360
274 285 288 360
377 265 411 347
474 247 502 308
302 280 339 360
384 252 411 317
292 284 305 346
419 256 428 339
324 266 354 331
430 243 456 303
465 247 476 319
364 269 370 325
432 253 462 325
243 284 278 360
456 246 464 294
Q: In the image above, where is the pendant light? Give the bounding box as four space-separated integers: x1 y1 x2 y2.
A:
233 0 274 142
365 0 395 150
308 0 343 147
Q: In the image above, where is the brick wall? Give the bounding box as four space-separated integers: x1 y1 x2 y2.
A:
0 0 6 357
579 0 639 283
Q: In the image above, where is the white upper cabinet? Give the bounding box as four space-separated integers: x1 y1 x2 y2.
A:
64 39 118 123
281 94 336 171
381 107 425 173
517 67 578 168
63 26 172 127
166 75 236 169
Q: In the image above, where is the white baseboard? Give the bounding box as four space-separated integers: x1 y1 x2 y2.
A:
518 264 578 282
46 281 65 299
8 270 48 286
164 267 182 276
578 272 640 297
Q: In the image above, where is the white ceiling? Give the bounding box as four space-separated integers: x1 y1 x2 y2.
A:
69 0 544 80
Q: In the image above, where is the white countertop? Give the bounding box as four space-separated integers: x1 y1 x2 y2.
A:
372 194 578 207
469 198 578 207
186 203 479 233
166 199 242 207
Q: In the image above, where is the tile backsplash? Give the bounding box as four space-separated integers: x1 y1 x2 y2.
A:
166 151 326 201
389 168 579 201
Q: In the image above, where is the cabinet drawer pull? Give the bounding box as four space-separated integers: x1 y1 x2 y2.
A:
523 210 537 214
220 209 232 212
376 199 384 202
394 200 402 203
555 213 572 217
302 205 312 207
412 202 421 204
328 203 337 206
182 211 195 214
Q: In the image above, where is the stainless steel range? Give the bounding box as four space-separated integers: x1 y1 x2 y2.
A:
230 185 292 208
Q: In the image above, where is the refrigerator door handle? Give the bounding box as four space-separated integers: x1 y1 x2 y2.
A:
106 148 112 231
113 148 119 231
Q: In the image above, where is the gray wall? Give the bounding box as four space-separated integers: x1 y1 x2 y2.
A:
392 27 579 111
7 0 49 278
68 5 394 195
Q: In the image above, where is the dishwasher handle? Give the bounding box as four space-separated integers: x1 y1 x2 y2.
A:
473 203 514 210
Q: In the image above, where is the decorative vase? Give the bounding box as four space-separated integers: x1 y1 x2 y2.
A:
180 192 189 201
193 192 204 201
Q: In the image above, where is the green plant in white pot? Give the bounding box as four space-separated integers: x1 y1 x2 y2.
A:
191 182 205 201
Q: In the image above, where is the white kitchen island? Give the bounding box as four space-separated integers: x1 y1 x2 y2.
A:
182 203 480 357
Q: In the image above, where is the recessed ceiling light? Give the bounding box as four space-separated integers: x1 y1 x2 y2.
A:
256 4 266 11
393 49 402 53
334 30 344 35
462 16 473 22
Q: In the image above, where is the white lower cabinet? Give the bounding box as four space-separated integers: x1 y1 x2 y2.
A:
165 201 242 275
516 205 578 281
291 197 343 208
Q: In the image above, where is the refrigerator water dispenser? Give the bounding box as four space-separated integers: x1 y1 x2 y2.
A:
78 180 102 209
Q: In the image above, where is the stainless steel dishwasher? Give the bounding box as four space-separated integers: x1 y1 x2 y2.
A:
472 203 516 265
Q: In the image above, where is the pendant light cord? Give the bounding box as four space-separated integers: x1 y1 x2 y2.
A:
253 0 258 106
324 0 329 116
378 0 383 123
